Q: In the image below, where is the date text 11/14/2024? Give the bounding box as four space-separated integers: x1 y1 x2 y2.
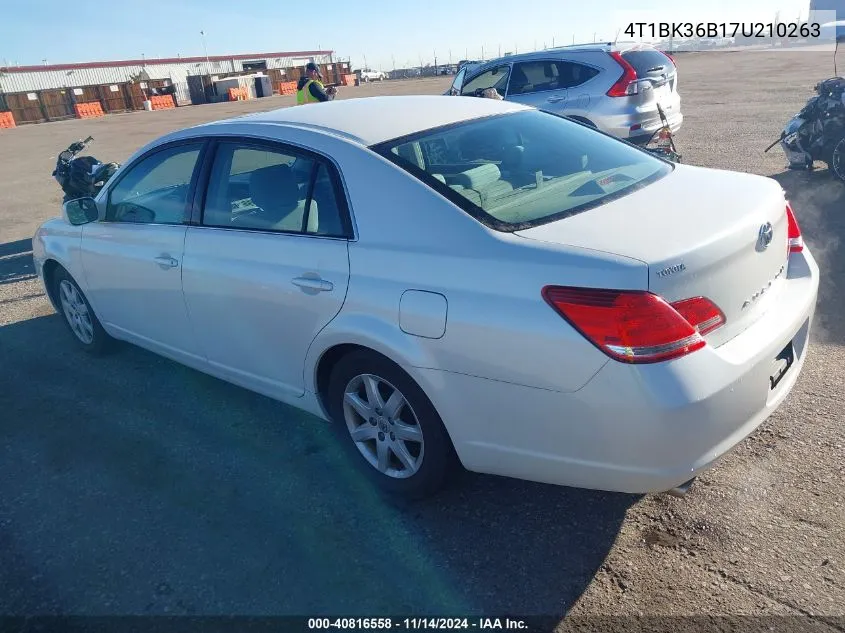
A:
308 618 529 630
623 22 823 39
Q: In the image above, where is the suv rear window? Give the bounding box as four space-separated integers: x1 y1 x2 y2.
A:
372 110 672 231
620 49 674 77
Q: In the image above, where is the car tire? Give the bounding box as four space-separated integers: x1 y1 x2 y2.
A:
326 350 459 499
52 267 112 355
826 135 845 184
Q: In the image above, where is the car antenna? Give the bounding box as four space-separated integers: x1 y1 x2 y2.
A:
822 20 845 76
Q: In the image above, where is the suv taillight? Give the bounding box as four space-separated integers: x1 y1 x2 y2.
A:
786 202 804 253
607 51 639 97
542 287 725 364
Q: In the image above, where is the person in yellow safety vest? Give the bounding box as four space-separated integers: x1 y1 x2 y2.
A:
296 62 337 105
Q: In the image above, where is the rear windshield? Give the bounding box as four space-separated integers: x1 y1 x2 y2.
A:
371 109 672 231
621 49 674 76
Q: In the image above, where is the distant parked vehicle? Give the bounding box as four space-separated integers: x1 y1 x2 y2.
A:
360 69 387 82
446 42 682 145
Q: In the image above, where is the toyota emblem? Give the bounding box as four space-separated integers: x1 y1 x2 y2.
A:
758 222 774 250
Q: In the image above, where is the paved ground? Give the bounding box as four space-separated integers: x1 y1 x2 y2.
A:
0 53 843 628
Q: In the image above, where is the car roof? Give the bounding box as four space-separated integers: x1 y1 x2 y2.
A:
467 41 662 72
199 95 530 146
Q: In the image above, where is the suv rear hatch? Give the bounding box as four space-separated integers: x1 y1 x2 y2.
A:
516 164 791 348
610 47 680 120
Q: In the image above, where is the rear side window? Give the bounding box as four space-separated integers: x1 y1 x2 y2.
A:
202 142 348 237
509 60 599 95
372 110 671 231
620 49 674 77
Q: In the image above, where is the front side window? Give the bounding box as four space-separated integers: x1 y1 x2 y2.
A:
373 110 672 231
106 143 203 224
449 68 466 95
508 60 600 95
202 142 347 236
460 65 511 96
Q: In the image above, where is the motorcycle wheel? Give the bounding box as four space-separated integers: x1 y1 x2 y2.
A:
828 135 845 183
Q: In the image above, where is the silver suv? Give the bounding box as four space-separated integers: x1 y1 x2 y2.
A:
447 43 682 144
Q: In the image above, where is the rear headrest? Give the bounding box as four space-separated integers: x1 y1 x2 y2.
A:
454 163 501 190
395 142 426 170
249 164 299 213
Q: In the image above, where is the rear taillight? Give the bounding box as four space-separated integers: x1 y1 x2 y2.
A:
671 297 726 336
542 287 725 364
786 202 804 253
607 51 639 97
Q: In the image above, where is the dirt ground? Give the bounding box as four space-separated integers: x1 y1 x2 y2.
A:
0 52 843 630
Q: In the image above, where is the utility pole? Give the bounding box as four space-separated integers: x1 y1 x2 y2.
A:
552 36 555 47
593 32 597 42
392 55 396 71
481 45 484 60
572 34 575 44
498 44 501 57
200 30 209 67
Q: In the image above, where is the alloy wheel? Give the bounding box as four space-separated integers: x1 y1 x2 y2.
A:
342 373 425 479
59 279 94 344
832 138 845 182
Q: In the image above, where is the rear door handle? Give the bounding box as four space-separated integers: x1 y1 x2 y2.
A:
154 255 179 269
292 276 334 292
546 96 566 103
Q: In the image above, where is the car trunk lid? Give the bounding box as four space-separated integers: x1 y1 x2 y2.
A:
515 165 791 348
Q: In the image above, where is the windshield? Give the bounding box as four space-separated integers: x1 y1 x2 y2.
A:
372 109 672 231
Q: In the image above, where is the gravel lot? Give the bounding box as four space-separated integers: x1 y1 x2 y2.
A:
0 52 843 629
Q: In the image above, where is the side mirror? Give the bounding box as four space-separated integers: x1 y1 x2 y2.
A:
63 197 99 226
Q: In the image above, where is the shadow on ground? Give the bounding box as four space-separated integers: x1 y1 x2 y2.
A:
772 168 845 346
0 238 35 287
0 311 633 617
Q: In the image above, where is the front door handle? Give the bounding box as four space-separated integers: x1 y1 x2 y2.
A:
292 276 334 292
154 255 179 269
546 96 566 103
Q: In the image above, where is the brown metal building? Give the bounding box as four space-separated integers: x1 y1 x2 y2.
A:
0 50 348 124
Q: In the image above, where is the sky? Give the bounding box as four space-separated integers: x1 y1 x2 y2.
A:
0 0 817 70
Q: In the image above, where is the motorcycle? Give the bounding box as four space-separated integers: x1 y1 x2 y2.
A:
53 136 120 200
765 76 845 183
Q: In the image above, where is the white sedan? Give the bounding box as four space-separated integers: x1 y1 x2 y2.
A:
33 96 819 499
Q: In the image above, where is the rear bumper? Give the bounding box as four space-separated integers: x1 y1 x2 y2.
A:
419 248 819 494
594 98 684 141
